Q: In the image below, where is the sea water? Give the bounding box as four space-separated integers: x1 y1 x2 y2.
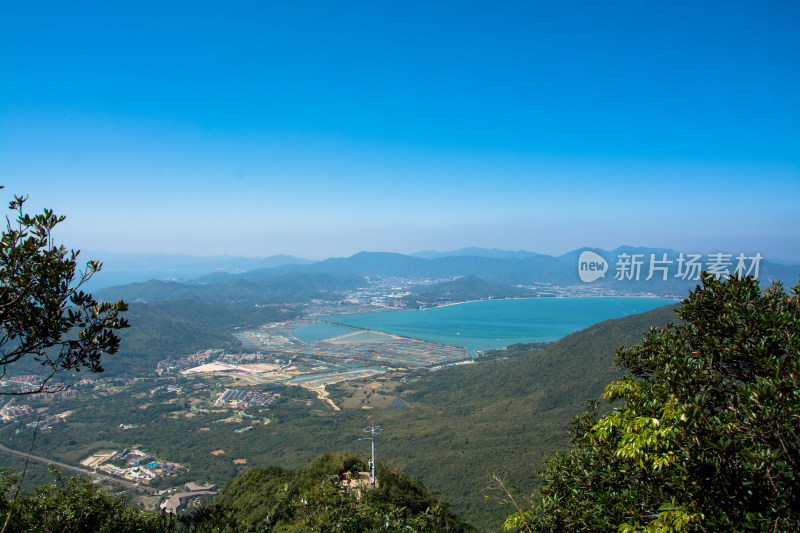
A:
290 322 357 343
325 297 676 355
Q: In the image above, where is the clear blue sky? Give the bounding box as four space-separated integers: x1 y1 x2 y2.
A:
2 1 798 260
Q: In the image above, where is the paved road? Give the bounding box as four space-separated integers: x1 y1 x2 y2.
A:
0 442 155 494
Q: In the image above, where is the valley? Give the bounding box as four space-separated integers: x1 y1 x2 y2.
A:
0 248 795 529
0 289 681 529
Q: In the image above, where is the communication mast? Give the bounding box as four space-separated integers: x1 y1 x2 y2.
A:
360 425 382 486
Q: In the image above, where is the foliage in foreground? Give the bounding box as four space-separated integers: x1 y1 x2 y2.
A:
198 452 475 532
0 189 128 393
0 453 474 532
502 274 799 532
0 468 173 532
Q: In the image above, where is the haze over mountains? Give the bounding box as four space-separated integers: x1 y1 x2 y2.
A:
81 251 314 291
92 246 800 302
409 247 541 260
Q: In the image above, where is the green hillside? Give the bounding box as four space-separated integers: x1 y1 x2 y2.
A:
324 303 680 528
0 452 474 532
103 300 299 376
0 303 679 531
206 452 475 531
403 275 532 308
95 272 366 304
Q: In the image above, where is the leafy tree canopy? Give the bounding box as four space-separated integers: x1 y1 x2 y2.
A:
503 274 799 532
201 452 476 532
0 468 173 533
1 454 474 532
0 189 128 393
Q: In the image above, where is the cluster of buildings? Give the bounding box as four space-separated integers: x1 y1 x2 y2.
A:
6 375 41 385
99 462 163 483
217 351 279 365
0 375 96 399
25 412 70 431
0 378 68 398
23 389 78 401
0 400 33 421
214 388 276 408
150 385 182 396
83 448 184 485
160 482 219 514
156 349 224 375
338 279 414 308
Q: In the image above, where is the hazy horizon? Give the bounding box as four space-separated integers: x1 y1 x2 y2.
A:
2 2 798 261
80 245 799 264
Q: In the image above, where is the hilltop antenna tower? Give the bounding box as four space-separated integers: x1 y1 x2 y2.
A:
360 425 382 486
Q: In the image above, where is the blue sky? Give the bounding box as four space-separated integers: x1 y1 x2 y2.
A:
2 1 798 260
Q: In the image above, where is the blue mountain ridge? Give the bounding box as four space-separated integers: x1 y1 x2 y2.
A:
93 247 799 301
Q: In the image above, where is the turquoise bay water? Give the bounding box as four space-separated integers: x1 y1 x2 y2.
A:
291 322 356 343
325 297 676 355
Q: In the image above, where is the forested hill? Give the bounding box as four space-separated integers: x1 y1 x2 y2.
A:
407 302 681 406
403 275 533 307
325 302 681 529
95 272 366 304
1 452 475 532
101 300 299 377
206 452 476 531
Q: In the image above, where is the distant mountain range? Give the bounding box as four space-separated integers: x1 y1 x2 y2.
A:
202 247 798 291
92 247 800 302
80 251 314 291
96 272 365 305
409 247 541 260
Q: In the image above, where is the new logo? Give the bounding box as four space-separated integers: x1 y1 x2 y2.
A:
578 250 608 283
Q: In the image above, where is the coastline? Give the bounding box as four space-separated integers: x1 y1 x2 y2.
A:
319 296 675 356
315 318 472 354
425 294 679 311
